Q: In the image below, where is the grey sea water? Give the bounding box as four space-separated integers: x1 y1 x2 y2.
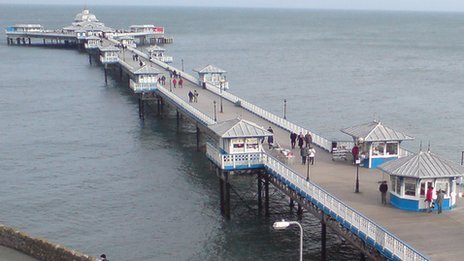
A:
1 4 464 260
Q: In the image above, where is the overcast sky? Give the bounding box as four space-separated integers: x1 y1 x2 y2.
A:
1 0 464 12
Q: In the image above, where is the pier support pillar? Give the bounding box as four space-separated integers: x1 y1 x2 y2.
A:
297 204 303 216
321 214 327 261
104 69 108 85
119 66 123 80
218 168 225 215
257 173 262 212
43 39 46 45
157 98 161 115
28 38 31 45
264 175 270 217
17 38 20 45
138 98 145 120
196 126 200 152
224 173 231 220
289 198 295 210
176 110 180 125
89 54 92 65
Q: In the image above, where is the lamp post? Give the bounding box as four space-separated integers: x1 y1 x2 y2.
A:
273 220 303 261
213 100 217 122
283 99 287 120
306 159 310 181
181 58 184 72
355 159 360 193
220 79 224 113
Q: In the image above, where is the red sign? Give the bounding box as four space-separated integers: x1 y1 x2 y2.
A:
153 27 164 33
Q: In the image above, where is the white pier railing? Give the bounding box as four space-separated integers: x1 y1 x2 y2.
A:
129 80 157 93
156 84 216 126
100 55 119 64
206 143 265 170
262 154 429 261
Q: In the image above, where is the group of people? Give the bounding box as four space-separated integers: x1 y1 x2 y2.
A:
158 75 167 85
425 186 445 214
290 132 316 165
188 90 199 103
172 77 183 88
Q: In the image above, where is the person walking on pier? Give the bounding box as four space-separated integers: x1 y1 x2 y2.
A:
304 132 312 147
193 90 199 103
178 78 183 88
379 181 388 205
188 91 194 103
298 132 304 149
100 254 108 261
161 75 166 85
267 127 274 149
290 132 297 149
308 146 316 165
300 146 308 164
436 189 444 214
425 186 434 212
352 144 359 164
172 78 177 88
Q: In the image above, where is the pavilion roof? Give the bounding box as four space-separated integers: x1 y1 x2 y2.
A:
193 64 226 74
133 66 160 75
210 118 272 139
341 121 414 142
378 151 464 179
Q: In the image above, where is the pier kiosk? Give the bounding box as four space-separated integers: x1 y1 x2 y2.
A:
194 64 229 90
206 119 272 170
129 66 160 93
146 45 172 63
99 46 120 64
116 35 136 48
84 35 101 50
378 150 464 212
341 121 413 168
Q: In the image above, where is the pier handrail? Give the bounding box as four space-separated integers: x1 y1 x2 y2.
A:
262 153 429 261
156 84 216 126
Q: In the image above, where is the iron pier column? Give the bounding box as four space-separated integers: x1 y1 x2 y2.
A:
224 172 231 220
264 175 270 217
289 198 295 210
157 98 161 115
321 214 327 261
257 173 262 212
297 204 303 216
119 66 123 80
196 126 200 152
89 54 92 65
218 168 225 216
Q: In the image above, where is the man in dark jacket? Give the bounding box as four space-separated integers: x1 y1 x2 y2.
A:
379 181 388 205
290 132 297 149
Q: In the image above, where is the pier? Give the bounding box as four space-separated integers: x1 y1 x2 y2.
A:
5 9 464 261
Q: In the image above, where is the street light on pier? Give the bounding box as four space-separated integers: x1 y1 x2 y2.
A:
181 58 184 72
273 220 303 261
355 159 360 193
220 79 225 113
283 99 287 120
213 100 217 122
306 159 310 181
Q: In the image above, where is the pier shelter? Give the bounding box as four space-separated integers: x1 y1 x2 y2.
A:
206 119 272 170
379 150 464 212
194 64 229 90
116 35 136 48
6 24 43 33
146 45 172 63
341 121 413 168
99 46 120 64
84 35 101 50
129 66 160 93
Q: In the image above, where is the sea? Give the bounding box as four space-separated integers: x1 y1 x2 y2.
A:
1 4 464 260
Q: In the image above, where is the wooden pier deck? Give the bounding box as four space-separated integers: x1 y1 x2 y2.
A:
101 39 464 260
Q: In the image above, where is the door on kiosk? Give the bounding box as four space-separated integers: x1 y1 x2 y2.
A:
419 180 433 210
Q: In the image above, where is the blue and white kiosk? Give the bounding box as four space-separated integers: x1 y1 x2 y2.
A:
193 64 229 90
206 119 272 171
378 150 464 212
341 121 414 168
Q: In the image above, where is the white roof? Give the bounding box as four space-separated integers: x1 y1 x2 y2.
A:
13 24 43 28
146 45 165 52
379 151 464 179
193 64 226 74
341 121 414 142
210 118 273 138
133 66 161 75
130 24 155 28
99 46 120 52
